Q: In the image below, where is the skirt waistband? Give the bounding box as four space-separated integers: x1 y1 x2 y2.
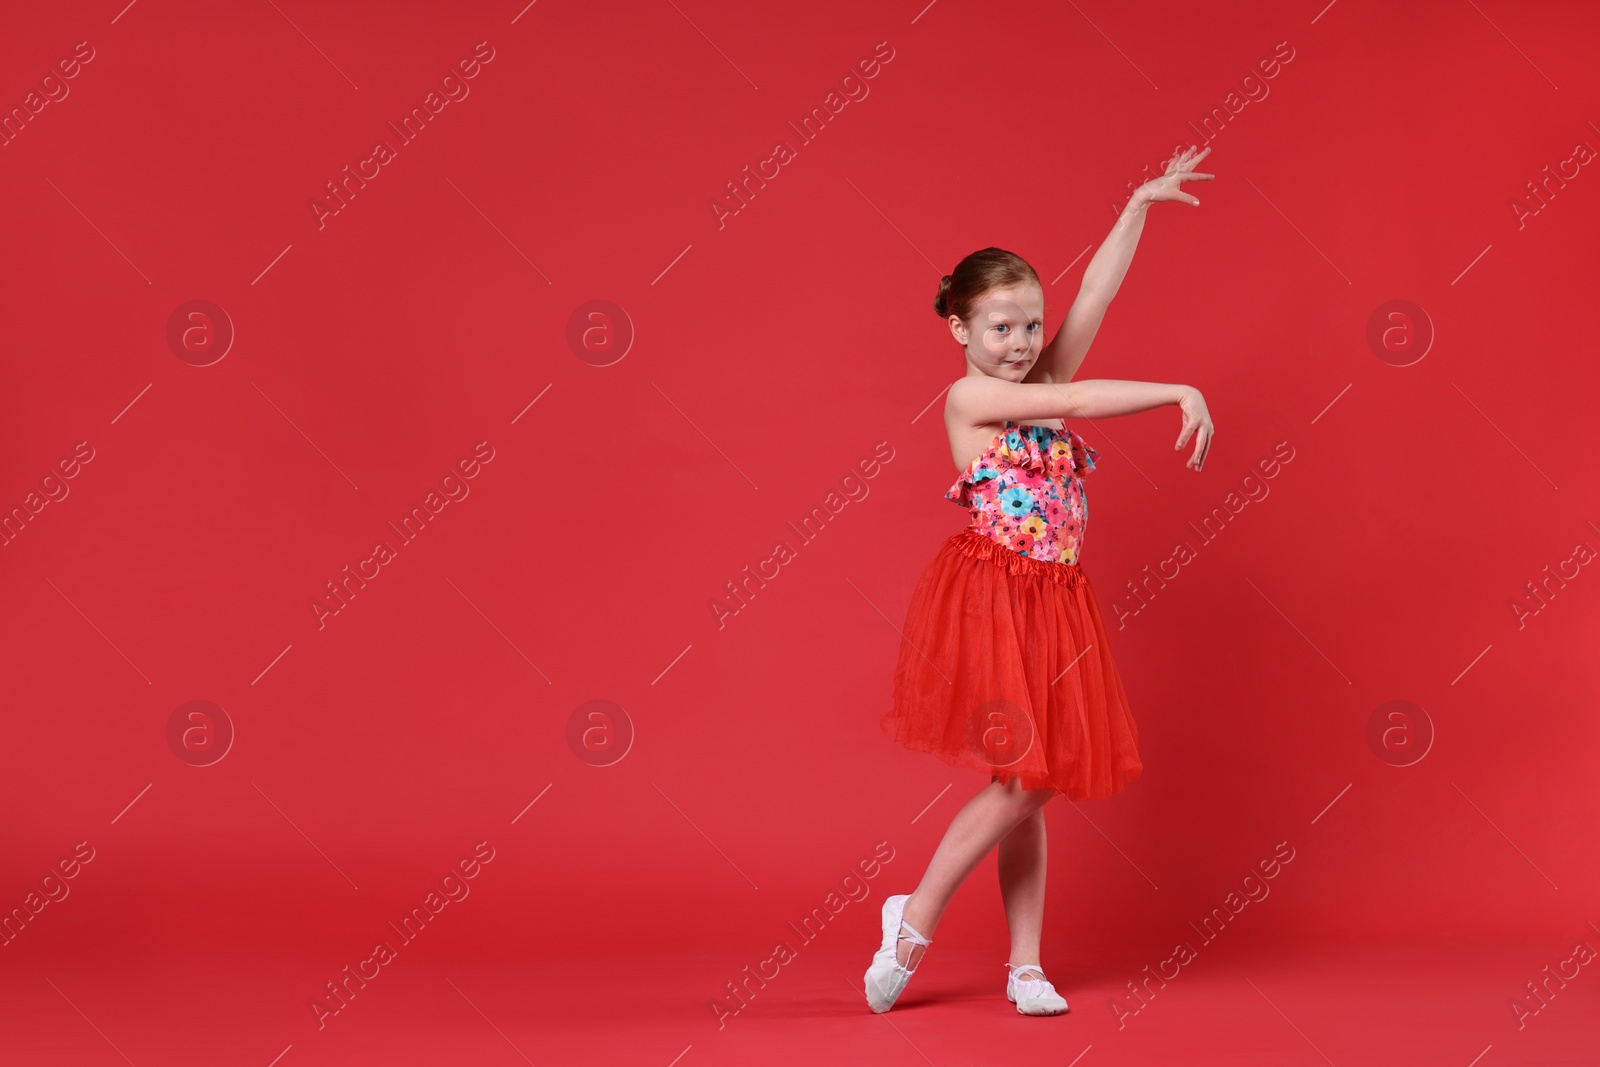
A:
947 529 1083 589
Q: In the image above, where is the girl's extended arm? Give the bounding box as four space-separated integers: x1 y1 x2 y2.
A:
1025 145 1214 385
953 374 1184 421
947 375 1214 470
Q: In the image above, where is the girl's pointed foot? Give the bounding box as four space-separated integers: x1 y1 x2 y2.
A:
863 894 932 1013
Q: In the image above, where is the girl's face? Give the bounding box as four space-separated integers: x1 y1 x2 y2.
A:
953 283 1045 378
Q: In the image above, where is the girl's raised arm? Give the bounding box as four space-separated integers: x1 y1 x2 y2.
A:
1025 145 1214 386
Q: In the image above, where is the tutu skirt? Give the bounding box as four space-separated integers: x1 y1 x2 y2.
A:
882 529 1142 800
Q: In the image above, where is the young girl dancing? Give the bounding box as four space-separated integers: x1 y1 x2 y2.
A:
865 145 1216 1016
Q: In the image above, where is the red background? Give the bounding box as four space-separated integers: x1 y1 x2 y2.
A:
2 1 1597 1064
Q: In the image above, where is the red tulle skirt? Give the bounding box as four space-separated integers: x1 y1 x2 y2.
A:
882 529 1142 799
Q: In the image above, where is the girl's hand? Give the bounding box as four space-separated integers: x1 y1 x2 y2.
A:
1140 145 1215 207
1175 386 1213 471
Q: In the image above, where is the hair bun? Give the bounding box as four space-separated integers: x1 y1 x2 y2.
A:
936 248 1038 324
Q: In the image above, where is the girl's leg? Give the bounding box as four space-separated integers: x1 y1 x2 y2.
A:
997 806 1047 970
895 777 1056 969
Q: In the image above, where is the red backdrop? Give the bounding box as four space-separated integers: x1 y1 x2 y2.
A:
3 1 1597 1064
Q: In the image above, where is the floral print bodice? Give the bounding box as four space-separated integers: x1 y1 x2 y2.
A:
946 420 1100 565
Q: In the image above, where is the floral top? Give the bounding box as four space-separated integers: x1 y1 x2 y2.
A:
946 420 1100 565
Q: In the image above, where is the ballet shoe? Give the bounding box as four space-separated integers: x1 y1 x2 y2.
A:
1005 962 1069 1016
863 894 932 1013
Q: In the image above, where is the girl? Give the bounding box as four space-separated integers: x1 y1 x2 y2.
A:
864 145 1216 1016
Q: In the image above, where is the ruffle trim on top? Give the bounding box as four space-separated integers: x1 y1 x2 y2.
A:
946 423 1099 508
